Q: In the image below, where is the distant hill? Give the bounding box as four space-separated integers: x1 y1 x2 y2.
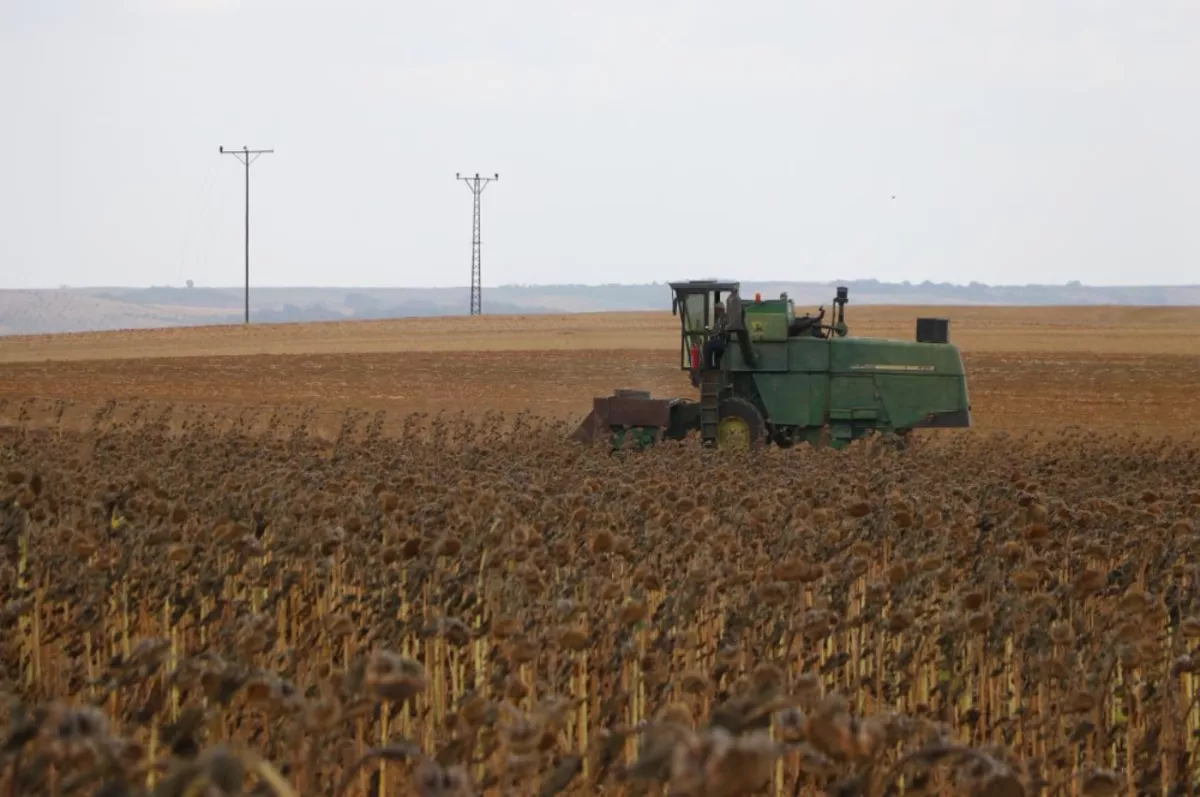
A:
1 279 1198 336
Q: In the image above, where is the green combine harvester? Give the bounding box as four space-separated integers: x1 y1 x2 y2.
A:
572 280 971 450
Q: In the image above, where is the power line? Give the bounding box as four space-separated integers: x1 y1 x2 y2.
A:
219 145 274 324
455 172 499 316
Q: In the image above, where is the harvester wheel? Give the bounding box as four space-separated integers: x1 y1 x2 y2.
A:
716 398 766 451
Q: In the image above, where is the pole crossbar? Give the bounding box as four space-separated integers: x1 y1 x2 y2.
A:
220 145 274 324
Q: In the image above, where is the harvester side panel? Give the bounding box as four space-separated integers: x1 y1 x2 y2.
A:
729 338 832 430
749 373 819 427
828 337 966 374
725 336 832 373
725 341 788 371
828 337 970 430
788 338 831 371
828 376 882 422
874 375 970 429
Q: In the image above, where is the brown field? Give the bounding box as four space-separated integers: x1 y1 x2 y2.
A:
3 306 1200 796
2 305 1200 437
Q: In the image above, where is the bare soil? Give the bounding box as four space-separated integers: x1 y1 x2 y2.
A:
1 306 1197 436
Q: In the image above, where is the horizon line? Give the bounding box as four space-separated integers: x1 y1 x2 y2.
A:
3 279 1199 291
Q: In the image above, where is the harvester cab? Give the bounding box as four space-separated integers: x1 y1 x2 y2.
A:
573 280 971 451
668 279 740 378
667 278 739 381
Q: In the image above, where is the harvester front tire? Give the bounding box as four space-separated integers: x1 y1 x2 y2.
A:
716 398 767 451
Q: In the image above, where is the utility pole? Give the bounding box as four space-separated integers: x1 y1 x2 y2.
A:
219 145 274 324
455 172 499 315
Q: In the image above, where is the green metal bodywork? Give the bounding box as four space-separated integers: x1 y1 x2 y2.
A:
725 334 969 446
743 298 794 342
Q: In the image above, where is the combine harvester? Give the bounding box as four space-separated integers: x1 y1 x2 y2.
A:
572 280 971 450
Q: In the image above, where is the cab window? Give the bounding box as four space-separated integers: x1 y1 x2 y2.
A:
676 291 709 368
680 292 708 333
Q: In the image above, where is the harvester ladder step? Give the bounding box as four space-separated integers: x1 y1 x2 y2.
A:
700 372 722 443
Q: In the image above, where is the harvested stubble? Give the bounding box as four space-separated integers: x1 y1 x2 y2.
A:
1 410 1200 797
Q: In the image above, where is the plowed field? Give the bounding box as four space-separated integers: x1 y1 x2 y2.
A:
1 306 1199 436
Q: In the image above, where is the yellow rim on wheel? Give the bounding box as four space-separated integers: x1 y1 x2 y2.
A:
717 416 751 450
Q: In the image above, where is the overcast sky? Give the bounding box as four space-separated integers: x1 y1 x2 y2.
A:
1 0 1196 289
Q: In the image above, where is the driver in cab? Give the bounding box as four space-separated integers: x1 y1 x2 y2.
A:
704 301 728 368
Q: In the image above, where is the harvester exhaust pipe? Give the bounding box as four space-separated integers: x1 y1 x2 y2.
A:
834 286 848 328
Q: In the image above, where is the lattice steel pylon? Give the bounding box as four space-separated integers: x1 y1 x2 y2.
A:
455 172 499 315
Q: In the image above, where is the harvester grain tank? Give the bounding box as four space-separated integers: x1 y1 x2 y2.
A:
571 280 971 450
